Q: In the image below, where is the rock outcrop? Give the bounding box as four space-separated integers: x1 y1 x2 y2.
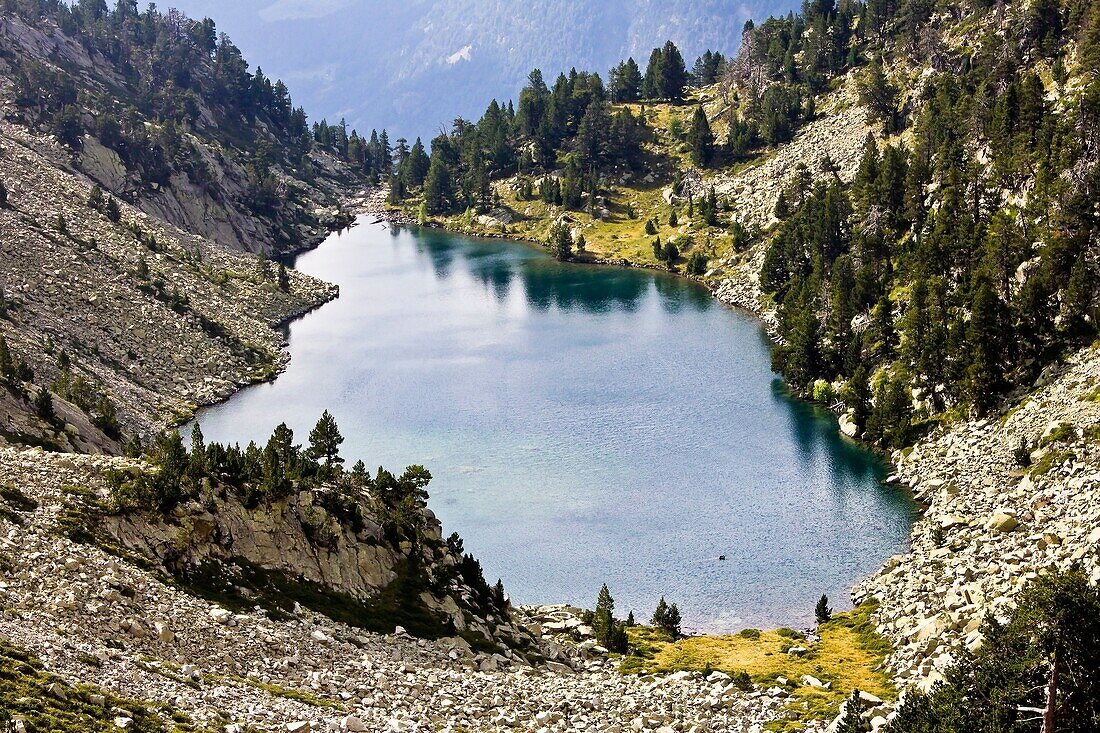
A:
702 77 874 233
105 488 410 605
0 447 793 732
711 76 876 333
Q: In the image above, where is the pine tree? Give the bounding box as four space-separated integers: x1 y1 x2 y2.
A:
857 59 898 131
308 409 344 469
662 240 679 265
842 365 872 435
651 597 668 626
276 263 290 292
607 621 629 653
658 40 688 102
548 222 572 261
686 251 708 276
1080 5 1100 76
867 372 913 448
87 185 104 211
663 603 682 637
1064 259 1098 337
405 137 430 188
869 296 896 360
834 690 865 733
0 335 14 383
778 302 822 391
593 584 615 646
422 152 452 215
105 196 121 223
651 596 681 637
0 179 7 207
774 192 790 219
815 594 832 623
965 277 1009 414
609 57 642 102
34 387 55 422
687 106 714 167
642 47 663 99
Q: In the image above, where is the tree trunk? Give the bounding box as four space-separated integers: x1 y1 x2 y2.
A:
1042 647 1059 733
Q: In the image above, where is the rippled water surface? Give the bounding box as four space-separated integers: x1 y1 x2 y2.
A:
194 219 915 632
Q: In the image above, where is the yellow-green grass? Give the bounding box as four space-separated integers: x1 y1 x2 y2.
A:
0 640 203 732
1083 382 1100 403
414 177 740 274
619 602 895 730
393 86 795 276
394 87 802 279
232 676 341 709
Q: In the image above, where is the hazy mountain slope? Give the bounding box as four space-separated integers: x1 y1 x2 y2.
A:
167 0 797 139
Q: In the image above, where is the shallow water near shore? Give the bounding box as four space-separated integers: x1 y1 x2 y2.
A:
194 218 916 633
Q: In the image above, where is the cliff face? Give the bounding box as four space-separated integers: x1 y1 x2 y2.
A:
106 489 407 601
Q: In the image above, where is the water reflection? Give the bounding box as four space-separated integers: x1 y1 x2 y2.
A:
771 378 886 490
405 225 716 316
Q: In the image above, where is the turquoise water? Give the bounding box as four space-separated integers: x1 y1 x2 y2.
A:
193 219 915 632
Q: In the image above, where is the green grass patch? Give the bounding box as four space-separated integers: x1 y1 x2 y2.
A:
232 676 339 709
0 640 199 732
1038 422 1076 447
0 484 38 513
1029 448 1077 477
620 602 895 728
0 483 40 526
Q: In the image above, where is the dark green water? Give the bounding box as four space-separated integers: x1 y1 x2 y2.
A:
194 219 915 632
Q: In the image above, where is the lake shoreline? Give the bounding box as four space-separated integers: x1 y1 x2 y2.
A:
186 197 937 728
364 191 867 449
189 193 928 726
363 196 1100 713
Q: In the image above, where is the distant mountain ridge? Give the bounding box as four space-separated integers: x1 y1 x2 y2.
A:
167 0 798 139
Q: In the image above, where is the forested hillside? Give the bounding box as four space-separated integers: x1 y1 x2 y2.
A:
391 0 1100 453
0 0 390 449
0 0 387 254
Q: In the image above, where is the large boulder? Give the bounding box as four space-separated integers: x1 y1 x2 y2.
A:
988 511 1019 533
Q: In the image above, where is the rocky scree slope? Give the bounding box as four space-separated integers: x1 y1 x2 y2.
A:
0 447 794 733
706 75 874 327
0 10 358 255
0 119 336 452
853 343 1100 695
